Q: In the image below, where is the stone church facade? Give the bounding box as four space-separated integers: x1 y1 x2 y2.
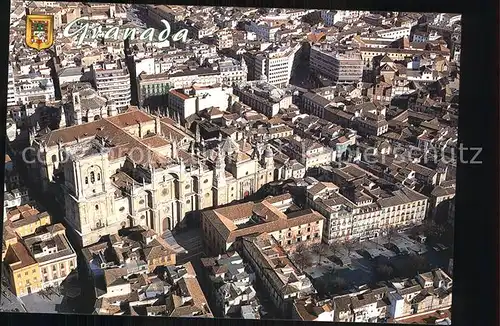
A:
29 107 294 247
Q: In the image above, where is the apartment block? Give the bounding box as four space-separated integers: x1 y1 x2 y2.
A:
201 193 324 254
91 60 131 110
5 204 51 238
200 252 260 318
165 263 214 317
310 45 364 84
3 205 77 296
3 238 42 296
81 226 177 281
233 81 293 117
7 65 17 106
168 85 232 120
245 44 301 87
293 268 452 323
283 137 336 169
306 177 428 243
376 26 411 40
23 224 78 289
241 233 316 317
14 74 55 105
218 57 248 86
246 21 280 42
94 262 212 317
387 269 452 322
138 66 223 106
320 10 366 26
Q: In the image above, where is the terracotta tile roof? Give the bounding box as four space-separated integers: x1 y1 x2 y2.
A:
307 32 326 43
4 242 37 271
106 108 154 128
204 196 325 244
160 122 186 142
265 193 293 204
38 108 148 147
169 89 190 100
160 117 177 125
141 135 171 148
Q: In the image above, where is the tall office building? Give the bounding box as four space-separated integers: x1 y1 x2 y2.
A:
310 44 364 84
7 65 17 107
91 60 131 111
244 43 301 87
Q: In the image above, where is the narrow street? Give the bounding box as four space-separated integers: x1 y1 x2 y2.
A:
0 282 27 312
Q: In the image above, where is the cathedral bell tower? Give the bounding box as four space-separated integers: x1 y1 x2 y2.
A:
72 91 82 125
262 144 274 169
213 146 227 206
63 142 116 247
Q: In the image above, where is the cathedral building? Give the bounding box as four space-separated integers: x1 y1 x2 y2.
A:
63 82 119 125
30 107 297 247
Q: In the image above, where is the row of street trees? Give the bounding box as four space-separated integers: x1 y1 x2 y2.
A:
292 218 449 271
291 238 360 271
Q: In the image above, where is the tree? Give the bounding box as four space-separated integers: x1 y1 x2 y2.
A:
375 263 394 280
293 251 312 271
422 220 446 240
344 239 357 256
386 226 399 243
329 241 342 256
292 242 312 271
327 277 348 294
408 254 429 273
311 242 328 266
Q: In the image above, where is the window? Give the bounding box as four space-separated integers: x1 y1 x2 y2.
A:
70 261 74 268
203 179 208 184
185 184 190 189
60 263 65 269
85 177 89 184
90 171 95 183
95 205 99 210
51 155 57 163
25 272 28 276
52 265 56 271
119 207 125 212
139 199 145 204
97 173 101 181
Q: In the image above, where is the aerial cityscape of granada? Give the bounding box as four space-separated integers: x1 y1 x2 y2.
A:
3 1 459 324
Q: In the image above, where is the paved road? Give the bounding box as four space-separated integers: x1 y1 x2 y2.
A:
171 228 204 264
21 291 65 313
0 283 26 312
162 230 189 254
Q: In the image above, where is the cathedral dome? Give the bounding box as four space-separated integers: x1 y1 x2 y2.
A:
264 145 273 158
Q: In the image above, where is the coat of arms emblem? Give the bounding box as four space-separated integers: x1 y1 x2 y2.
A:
25 15 54 51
